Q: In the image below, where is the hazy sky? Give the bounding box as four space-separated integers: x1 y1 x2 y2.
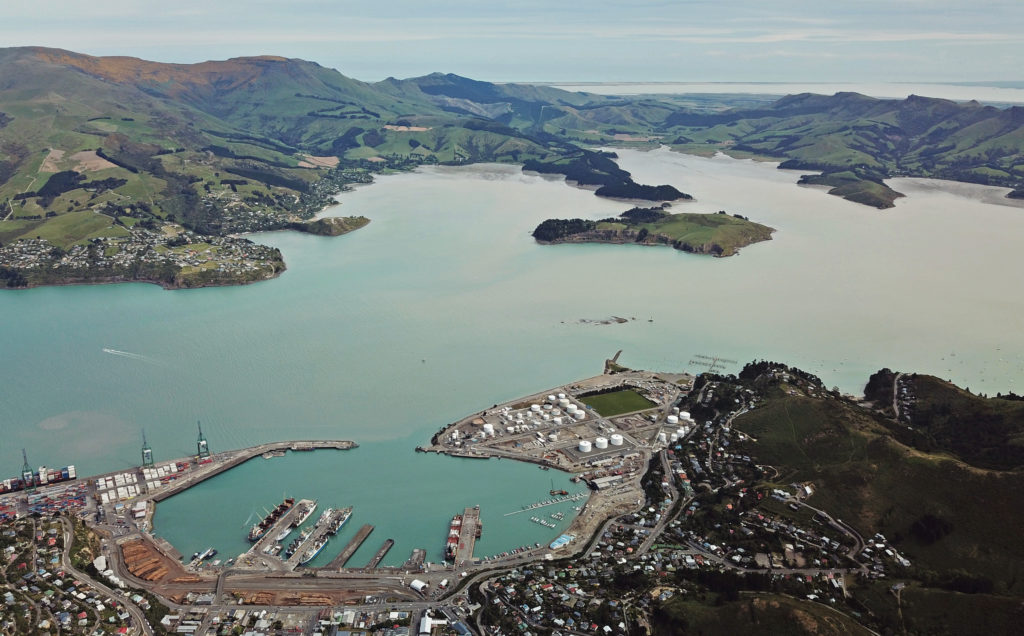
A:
2 0 1021 83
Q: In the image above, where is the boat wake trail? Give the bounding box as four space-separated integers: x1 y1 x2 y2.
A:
102 348 159 364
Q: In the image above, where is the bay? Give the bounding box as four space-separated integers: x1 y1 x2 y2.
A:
2 148 1023 561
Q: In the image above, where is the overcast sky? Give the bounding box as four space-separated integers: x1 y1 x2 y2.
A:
2 0 1021 83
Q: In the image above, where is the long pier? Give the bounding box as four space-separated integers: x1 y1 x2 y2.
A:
454 506 480 565
503 492 588 516
148 440 357 503
326 524 374 569
248 498 312 558
365 538 394 569
284 508 346 568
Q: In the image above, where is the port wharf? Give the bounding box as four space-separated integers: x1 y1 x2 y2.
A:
327 524 374 569
150 440 357 503
0 439 357 535
450 506 481 566
365 538 395 569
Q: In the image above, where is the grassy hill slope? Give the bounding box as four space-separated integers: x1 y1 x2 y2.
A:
733 388 1024 594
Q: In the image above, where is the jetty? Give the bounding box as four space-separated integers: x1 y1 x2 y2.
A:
403 548 426 571
248 498 313 557
284 508 348 568
503 491 588 516
366 538 394 569
148 440 357 503
326 524 374 569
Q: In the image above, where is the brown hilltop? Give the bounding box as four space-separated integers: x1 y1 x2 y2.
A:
31 47 296 94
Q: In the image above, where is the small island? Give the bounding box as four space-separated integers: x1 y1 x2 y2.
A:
533 205 774 257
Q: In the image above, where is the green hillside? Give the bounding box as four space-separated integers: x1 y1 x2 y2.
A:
731 381 1024 594
3 46 1024 287
653 594 873 636
661 92 1024 208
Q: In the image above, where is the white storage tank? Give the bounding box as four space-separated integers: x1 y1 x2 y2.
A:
548 395 558 404
558 393 566 400
680 411 691 420
548 433 559 442
542 413 550 421
553 417 563 426
578 440 592 453
506 426 515 433
677 427 687 437
594 437 609 449
670 433 679 442
672 406 680 415
483 423 494 435
610 433 624 446
558 398 570 408
574 410 586 420
667 415 679 425
657 432 668 444
566 404 578 413
531 404 541 412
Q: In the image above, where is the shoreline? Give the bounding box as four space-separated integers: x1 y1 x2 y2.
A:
536 233 770 257
7 267 286 291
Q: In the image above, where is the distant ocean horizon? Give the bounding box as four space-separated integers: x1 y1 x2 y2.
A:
543 81 1024 104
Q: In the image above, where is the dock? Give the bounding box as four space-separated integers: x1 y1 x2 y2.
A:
248 498 313 558
503 491 588 516
403 549 426 571
148 440 357 503
365 538 394 569
454 506 480 565
284 508 346 568
325 524 374 569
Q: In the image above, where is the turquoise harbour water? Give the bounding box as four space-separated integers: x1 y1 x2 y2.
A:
2 148 1024 561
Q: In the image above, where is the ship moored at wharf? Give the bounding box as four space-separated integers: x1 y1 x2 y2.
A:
248 497 295 542
291 499 317 527
327 507 352 535
444 514 462 562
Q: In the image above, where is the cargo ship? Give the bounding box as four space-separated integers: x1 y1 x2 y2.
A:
290 499 317 527
1 465 77 495
444 514 462 562
247 497 295 542
327 507 352 535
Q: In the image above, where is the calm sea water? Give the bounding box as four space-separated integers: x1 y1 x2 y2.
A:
549 81 1024 104
2 149 1023 561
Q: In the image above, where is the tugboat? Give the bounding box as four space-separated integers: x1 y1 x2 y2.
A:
549 480 568 497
